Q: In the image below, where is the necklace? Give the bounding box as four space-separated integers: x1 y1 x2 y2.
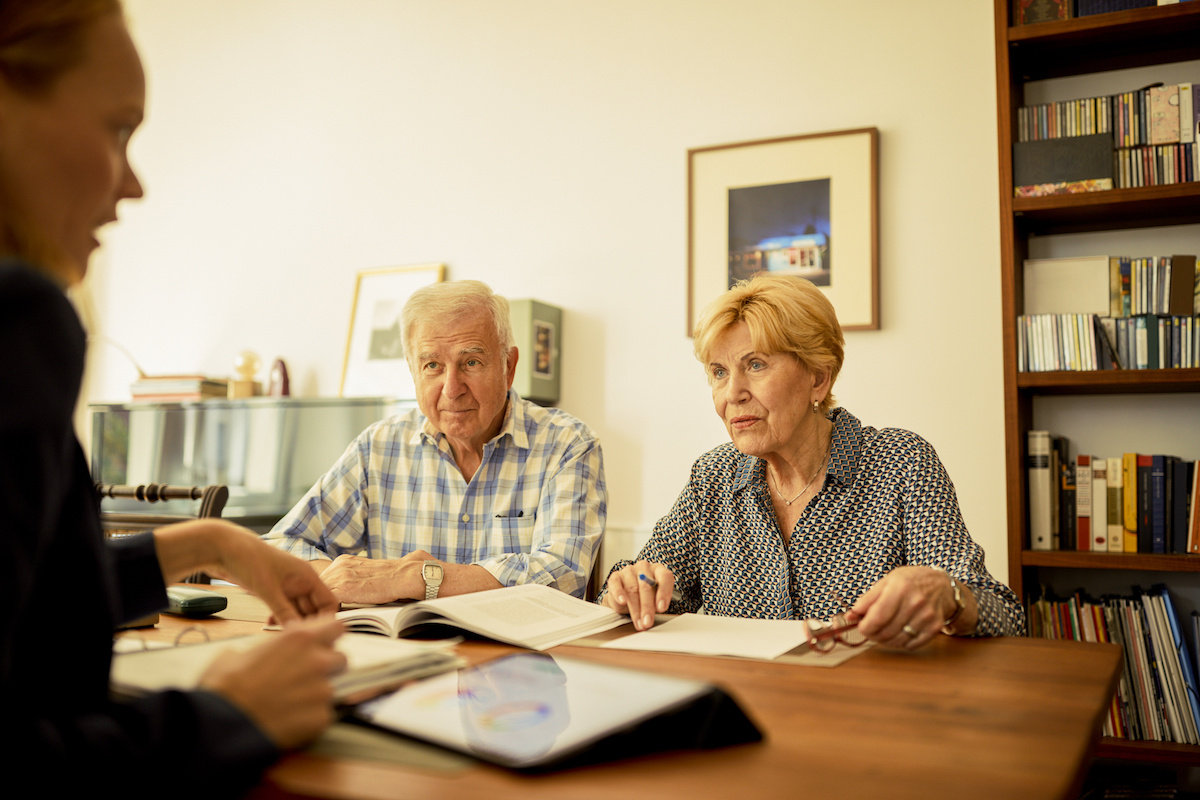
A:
769 454 828 506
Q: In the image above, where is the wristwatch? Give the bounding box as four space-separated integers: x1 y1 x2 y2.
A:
422 561 444 601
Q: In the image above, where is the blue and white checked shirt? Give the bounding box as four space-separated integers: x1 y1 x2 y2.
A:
601 407 1024 636
263 390 606 598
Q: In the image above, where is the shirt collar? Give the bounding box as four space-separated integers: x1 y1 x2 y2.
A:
825 407 860 488
731 406 861 493
412 388 526 450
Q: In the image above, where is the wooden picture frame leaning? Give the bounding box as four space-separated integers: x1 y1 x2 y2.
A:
340 263 446 399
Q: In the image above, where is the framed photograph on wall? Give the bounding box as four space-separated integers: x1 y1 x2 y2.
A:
688 127 879 333
340 263 446 398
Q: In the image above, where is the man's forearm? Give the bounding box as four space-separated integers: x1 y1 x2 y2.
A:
319 553 502 604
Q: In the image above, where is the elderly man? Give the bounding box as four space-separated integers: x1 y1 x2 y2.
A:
263 280 606 602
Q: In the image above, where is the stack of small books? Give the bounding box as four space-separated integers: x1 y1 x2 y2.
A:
130 375 228 402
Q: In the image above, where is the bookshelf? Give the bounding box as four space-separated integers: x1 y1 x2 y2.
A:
994 1 1200 767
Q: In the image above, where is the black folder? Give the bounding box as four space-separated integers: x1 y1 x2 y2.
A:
1013 133 1113 187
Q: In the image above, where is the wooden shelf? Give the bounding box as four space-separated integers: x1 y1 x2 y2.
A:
1007 5 1200 81
1095 737 1200 766
1021 551 1200 573
1012 184 1200 236
1015 369 1200 395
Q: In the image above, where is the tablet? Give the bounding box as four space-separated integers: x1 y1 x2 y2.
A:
354 652 723 770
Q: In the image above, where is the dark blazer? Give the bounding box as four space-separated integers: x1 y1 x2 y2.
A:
0 262 276 797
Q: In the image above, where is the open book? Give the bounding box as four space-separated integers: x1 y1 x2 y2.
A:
337 583 626 651
110 633 462 703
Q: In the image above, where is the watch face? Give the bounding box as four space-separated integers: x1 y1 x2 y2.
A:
423 562 444 582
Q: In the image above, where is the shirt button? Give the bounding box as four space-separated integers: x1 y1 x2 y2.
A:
462 514 470 522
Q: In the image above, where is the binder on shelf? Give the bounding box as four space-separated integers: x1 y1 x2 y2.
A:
1013 134 1113 194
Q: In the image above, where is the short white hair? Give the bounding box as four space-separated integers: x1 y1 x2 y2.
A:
400 279 515 359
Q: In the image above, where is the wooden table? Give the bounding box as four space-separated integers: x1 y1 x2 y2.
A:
121 602 1121 800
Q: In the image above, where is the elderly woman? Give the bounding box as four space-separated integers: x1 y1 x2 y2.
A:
601 274 1024 647
0 1 346 794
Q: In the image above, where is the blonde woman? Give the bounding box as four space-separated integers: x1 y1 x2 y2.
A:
601 274 1023 646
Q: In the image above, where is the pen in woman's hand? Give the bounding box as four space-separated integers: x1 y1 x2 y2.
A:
638 573 683 605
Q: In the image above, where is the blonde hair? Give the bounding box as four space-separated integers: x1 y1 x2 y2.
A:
0 0 124 286
400 280 515 361
693 274 845 414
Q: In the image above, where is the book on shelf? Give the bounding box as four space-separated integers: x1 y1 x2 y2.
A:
1148 84 1181 146
1182 82 1195 146
1168 255 1197 317
1075 0 1156 16
1092 458 1110 552
1012 0 1071 25
1151 455 1168 554
1028 430 1054 550
1025 254 1197 320
1158 588 1200 744
1015 80 1200 190
1190 462 1200 554
1138 454 1155 553
110 632 463 704
1123 453 1140 553
1107 457 1125 553
1077 455 1094 553
1015 254 1200 373
1171 457 1193 554
334 583 626 651
1028 586 1200 745
1058 437 1077 551
1023 435 1197 555
1024 256 1111 316
130 374 229 402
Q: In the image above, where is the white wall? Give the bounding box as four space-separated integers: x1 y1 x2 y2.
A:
84 0 1010 579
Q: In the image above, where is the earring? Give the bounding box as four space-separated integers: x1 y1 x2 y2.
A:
812 400 819 414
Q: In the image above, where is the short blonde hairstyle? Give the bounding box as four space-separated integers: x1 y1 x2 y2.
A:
400 279 515 362
693 274 845 414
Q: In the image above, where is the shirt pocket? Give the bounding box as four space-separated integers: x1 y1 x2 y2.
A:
490 511 538 552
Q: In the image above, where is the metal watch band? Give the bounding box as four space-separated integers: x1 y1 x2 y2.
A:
422 561 443 601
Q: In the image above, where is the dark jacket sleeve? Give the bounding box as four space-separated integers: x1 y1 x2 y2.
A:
108 532 171 623
0 263 278 798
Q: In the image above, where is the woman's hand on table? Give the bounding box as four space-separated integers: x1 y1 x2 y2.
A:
846 565 977 649
601 560 676 631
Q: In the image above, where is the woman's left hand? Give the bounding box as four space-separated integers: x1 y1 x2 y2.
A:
845 566 975 650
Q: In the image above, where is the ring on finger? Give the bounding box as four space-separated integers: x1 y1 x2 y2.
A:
902 624 918 637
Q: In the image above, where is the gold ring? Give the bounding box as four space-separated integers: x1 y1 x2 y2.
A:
902 624 918 637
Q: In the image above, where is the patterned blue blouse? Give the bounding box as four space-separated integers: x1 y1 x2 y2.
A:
604 407 1025 637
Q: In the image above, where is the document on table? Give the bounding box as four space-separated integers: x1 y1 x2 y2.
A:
599 613 812 660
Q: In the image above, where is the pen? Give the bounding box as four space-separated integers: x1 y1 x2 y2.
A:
638 573 683 604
